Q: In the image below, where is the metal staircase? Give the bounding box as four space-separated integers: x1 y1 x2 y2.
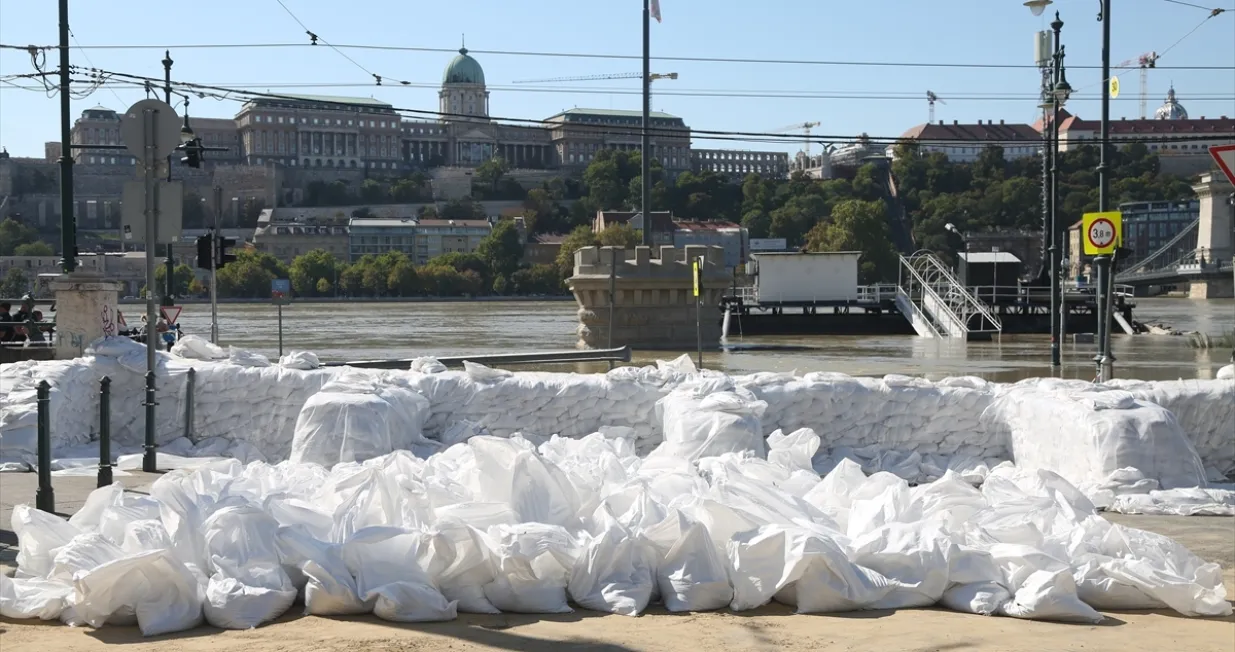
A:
895 251 1002 338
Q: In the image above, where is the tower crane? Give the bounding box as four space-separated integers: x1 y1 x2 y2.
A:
926 91 946 123
512 72 678 84
1114 51 1158 118
771 121 822 156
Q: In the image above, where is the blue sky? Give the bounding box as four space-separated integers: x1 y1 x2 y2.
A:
1 0 1232 158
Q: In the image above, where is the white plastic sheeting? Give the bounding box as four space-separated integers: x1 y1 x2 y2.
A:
983 380 1210 491
1 431 1229 635
289 372 435 466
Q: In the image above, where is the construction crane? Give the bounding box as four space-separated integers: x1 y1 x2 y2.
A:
771 121 822 156
926 91 946 123
512 72 678 84
1114 51 1158 118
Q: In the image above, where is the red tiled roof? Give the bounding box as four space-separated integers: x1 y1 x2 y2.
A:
1058 116 1235 135
900 120 1041 142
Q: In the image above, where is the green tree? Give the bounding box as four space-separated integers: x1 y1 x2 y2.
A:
289 249 340 297
0 268 29 297
216 250 286 298
387 260 418 296
359 178 386 203
338 264 364 296
476 156 510 188
0 219 39 256
597 223 641 247
13 242 53 256
555 225 599 278
440 199 486 220
511 264 564 295
188 278 207 297
804 199 899 283
315 277 333 295
154 263 196 297
769 194 828 246
477 220 525 280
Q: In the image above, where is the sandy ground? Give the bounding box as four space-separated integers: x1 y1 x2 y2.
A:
1 475 1233 652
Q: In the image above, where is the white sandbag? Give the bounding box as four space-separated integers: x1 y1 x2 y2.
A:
0 574 71 620
568 524 658 616
278 351 321 370
11 505 82 579
69 549 205 636
657 520 733 612
653 380 768 462
171 335 226 361
341 527 457 623
482 523 578 614
289 384 431 466
201 506 297 629
1000 569 1104 624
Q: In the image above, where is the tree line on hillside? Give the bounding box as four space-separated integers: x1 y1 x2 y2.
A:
6 140 1197 287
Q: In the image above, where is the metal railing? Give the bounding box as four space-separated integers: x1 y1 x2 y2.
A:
328 346 633 370
898 252 1002 337
724 284 900 304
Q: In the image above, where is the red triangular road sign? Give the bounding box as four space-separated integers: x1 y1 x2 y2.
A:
160 306 182 325
1210 145 1235 186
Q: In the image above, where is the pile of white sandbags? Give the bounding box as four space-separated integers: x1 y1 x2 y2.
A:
1 431 1229 634
1104 378 1235 478
982 379 1210 491
290 371 436 466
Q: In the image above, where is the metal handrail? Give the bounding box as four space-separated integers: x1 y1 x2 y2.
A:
329 346 633 370
898 257 960 336
906 253 1002 333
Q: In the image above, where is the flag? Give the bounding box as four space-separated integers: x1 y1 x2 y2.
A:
650 0 662 22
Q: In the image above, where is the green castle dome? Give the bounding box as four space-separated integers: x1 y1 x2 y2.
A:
443 48 485 85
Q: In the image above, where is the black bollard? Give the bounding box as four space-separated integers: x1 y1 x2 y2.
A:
98 376 113 487
35 380 54 513
142 370 157 472
183 368 195 442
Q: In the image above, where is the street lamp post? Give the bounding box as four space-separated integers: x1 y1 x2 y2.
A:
1095 0 1116 382
57 0 76 273
1048 15 1071 368
640 0 652 247
161 51 177 309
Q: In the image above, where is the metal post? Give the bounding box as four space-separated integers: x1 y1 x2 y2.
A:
608 247 616 350
1048 14 1063 368
1096 0 1115 382
277 304 284 356
35 381 54 513
162 51 176 309
142 109 160 474
183 368 195 442
57 0 76 273
98 376 112 487
696 256 704 370
640 0 652 247
210 186 221 343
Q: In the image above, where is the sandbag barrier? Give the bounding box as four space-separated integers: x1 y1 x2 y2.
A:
0 436 1230 633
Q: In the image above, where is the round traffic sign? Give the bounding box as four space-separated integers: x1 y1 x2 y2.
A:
120 99 182 160
1087 217 1117 249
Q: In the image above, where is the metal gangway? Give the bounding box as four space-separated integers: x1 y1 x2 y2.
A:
895 251 1002 338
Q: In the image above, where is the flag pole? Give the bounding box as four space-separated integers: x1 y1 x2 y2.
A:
640 0 652 247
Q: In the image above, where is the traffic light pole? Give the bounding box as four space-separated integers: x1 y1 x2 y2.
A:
210 187 221 344
162 51 176 310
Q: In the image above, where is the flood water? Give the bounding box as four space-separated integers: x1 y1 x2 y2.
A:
169 297 1234 382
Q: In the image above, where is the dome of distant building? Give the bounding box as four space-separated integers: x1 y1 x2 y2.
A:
1154 86 1188 120
443 48 485 85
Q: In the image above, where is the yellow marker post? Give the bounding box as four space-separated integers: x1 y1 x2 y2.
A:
1082 211 1122 255
1109 76 1120 100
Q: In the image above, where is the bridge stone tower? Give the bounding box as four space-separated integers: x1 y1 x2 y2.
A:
1190 172 1234 299
568 245 729 350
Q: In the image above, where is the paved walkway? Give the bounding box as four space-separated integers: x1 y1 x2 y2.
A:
0 471 161 573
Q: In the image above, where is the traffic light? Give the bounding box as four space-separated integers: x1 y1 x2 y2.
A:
216 236 237 269
195 233 214 270
179 137 203 168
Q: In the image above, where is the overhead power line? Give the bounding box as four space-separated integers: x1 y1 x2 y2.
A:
15 41 1230 71
71 78 1235 103
60 65 1235 148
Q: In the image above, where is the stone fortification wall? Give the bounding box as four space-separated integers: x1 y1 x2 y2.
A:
569 245 729 350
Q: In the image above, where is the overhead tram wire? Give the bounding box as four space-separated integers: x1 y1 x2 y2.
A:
65 65 1235 148
38 41 1235 71
271 0 391 86
72 77 1235 103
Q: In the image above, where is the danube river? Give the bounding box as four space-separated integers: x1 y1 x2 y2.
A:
171 297 1234 382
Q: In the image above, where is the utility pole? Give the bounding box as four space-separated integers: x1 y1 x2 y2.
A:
162 51 176 309
1095 0 1116 382
57 0 76 273
640 0 652 247
210 186 221 344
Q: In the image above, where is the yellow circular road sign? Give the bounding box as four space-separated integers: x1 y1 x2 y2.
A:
1110 76 1120 99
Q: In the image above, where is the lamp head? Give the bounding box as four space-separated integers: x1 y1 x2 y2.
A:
1024 0 1053 17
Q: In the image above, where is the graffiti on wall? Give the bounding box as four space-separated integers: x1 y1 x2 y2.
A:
100 304 117 337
